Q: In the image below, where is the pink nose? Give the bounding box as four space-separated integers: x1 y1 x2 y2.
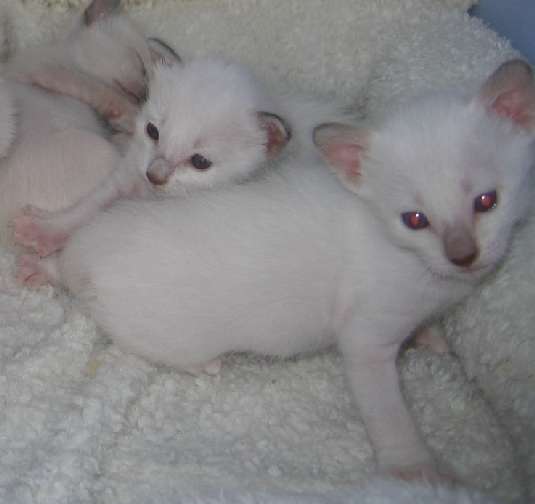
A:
147 169 167 185
449 250 478 267
146 158 174 186
443 226 479 268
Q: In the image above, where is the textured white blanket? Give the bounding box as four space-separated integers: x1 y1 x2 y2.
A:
1 1 532 503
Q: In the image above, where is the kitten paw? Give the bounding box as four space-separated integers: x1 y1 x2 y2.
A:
412 325 450 354
13 206 68 257
106 103 137 135
203 358 222 376
16 254 50 288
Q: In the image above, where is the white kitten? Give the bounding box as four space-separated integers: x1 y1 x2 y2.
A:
19 59 534 480
4 0 154 124
0 0 164 244
12 57 347 256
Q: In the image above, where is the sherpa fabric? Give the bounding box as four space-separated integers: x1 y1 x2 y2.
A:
24 0 480 13
444 214 535 500
0 1 532 503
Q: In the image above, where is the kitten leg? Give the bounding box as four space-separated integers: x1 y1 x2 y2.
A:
15 65 140 134
13 160 145 256
17 253 59 287
340 324 443 481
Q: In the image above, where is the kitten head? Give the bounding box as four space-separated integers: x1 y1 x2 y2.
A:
315 60 535 283
69 0 176 106
134 58 291 194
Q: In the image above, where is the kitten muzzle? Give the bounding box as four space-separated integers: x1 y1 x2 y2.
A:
146 157 175 186
443 227 479 268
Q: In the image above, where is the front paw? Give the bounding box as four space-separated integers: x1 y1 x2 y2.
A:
105 101 137 135
412 325 450 354
16 254 50 288
13 205 68 257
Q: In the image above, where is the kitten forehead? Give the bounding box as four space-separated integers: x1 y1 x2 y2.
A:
371 93 523 191
146 59 275 128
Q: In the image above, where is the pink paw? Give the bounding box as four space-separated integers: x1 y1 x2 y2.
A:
16 254 50 288
184 358 223 376
13 206 68 257
412 325 450 354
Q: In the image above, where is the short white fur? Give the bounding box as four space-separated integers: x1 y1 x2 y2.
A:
19 60 535 481
14 56 346 256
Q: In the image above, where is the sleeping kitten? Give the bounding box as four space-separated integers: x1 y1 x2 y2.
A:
0 0 166 244
12 57 350 257
17 59 534 481
3 0 153 131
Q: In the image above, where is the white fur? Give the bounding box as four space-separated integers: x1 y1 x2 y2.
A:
34 67 533 478
133 60 349 190
355 93 533 282
13 57 348 256
134 59 279 192
0 3 154 244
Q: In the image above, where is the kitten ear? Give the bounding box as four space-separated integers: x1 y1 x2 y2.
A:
478 59 535 130
148 37 183 67
313 123 368 192
83 0 121 26
257 112 292 160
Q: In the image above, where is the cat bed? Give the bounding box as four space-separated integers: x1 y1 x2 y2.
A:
1 1 533 503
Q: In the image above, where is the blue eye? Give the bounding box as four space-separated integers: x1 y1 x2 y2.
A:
401 211 429 230
190 153 212 171
146 122 159 141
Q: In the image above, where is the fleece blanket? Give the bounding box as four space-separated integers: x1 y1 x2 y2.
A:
1 1 532 503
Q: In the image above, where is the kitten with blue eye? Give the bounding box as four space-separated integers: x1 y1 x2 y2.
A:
15 60 535 480
12 55 349 256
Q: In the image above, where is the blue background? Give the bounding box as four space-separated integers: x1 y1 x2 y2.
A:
470 0 535 64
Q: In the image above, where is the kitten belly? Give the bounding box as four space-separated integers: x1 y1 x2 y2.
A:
60 232 336 370
78 276 335 370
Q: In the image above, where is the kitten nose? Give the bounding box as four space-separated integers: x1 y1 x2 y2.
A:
450 250 478 267
146 158 174 186
443 226 479 268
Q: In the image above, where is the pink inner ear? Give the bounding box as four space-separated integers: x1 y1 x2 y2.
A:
326 143 362 181
264 121 286 158
264 120 288 158
492 89 533 128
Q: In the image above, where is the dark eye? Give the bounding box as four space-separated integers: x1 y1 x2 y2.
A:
474 190 497 213
146 122 159 142
190 153 212 171
401 211 429 230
